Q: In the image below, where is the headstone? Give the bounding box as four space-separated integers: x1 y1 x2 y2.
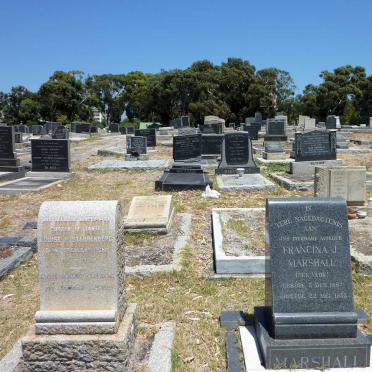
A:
264 119 287 141
127 136 147 156
31 139 70 172
291 130 336 161
253 197 371 369
21 200 136 370
171 116 190 129
173 134 201 161
326 115 341 130
369 117 372 127
298 115 316 130
124 195 174 232
71 122 91 133
245 117 255 125
241 125 259 140
336 132 349 149
90 125 98 133
32 125 44 135
181 116 190 127
126 126 135 135
275 114 288 126
119 126 127 135
178 127 199 136
108 123 119 133
200 122 223 134
135 128 156 147
0 126 24 173
216 132 259 174
43 121 60 134
52 125 69 139
18 124 29 133
315 166 366 206
14 132 23 143
317 121 326 129
254 111 262 124
201 134 223 157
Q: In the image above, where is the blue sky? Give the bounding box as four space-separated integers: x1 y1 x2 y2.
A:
1 0 371 93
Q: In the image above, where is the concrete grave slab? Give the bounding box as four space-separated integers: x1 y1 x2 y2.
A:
124 195 174 233
0 170 26 183
88 159 169 170
0 177 65 195
212 208 268 275
270 172 314 191
216 174 276 192
0 246 33 279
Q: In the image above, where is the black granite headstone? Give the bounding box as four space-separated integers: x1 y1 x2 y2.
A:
200 122 223 134
201 134 223 156
264 119 287 141
0 126 16 159
31 139 70 172
326 115 337 130
292 130 336 161
127 136 147 155
119 126 127 135
126 126 135 135
173 134 201 161
241 125 259 140
181 116 190 127
216 132 259 174
108 123 119 133
252 197 371 369
135 128 156 147
71 122 91 133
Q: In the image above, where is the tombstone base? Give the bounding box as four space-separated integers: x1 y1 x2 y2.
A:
124 154 149 161
254 307 371 369
262 151 287 160
291 159 343 178
215 165 260 175
22 303 137 371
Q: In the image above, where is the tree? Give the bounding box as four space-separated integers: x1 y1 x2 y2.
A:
1 86 33 124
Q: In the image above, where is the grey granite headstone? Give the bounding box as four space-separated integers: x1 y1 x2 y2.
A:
127 136 147 155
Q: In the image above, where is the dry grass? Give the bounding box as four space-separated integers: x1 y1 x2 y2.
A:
0 138 371 371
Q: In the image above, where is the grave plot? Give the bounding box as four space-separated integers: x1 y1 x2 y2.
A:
124 213 191 275
0 177 64 195
212 208 267 275
88 159 169 170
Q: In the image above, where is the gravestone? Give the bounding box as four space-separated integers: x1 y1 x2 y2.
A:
254 111 262 124
108 123 119 133
52 125 69 139
126 126 135 135
298 115 316 131
18 124 30 133
245 117 255 125
200 122 223 134
90 125 98 133
326 115 341 130
127 136 147 156
241 124 259 140
216 132 259 174
14 132 23 143
369 117 372 127
262 142 286 160
71 122 91 133
32 125 44 135
124 195 174 232
315 166 366 206
155 164 212 191
181 116 190 127
0 126 24 173
21 200 136 370
336 132 349 149
275 114 288 126
31 139 70 172
173 134 201 161
135 128 156 147
178 127 199 136
119 126 127 135
201 134 223 157
253 197 371 369
264 119 287 141
292 130 336 161
43 121 60 134
171 116 190 129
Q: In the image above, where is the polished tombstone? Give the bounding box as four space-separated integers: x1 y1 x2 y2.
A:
124 195 174 232
31 139 70 172
135 128 156 147
315 166 366 206
127 136 147 156
216 132 259 174
0 126 25 174
201 134 223 158
173 134 201 161
253 197 370 369
21 201 137 370
291 130 336 161
264 119 287 141
155 164 212 191
241 124 259 140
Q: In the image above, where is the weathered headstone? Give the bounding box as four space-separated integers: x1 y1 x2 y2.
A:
216 132 259 174
124 195 174 232
135 128 156 147
0 126 24 173
31 139 70 172
315 166 366 206
173 134 201 161
252 197 371 369
291 130 336 161
127 136 147 156
264 119 287 141
21 200 136 370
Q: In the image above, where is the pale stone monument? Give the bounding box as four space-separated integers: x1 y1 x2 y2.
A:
124 195 174 233
22 200 137 370
315 166 367 205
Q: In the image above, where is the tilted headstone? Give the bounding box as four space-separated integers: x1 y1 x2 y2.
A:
292 130 336 161
127 136 147 156
201 134 223 156
216 132 259 174
253 197 371 369
173 134 202 161
315 166 366 206
135 128 156 147
31 139 70 172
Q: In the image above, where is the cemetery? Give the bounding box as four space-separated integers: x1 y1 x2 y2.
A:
0 113 371 372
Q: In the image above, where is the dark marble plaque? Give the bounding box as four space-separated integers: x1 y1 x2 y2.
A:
326 115 337 130
0 126 15 159
293 130 336 161
127 136 147 155
173 134 201 161
31 139 70 172
266 197 355 339
135 128 156 147
216 132 259 174
201 134 223 155
241 125 259 140
267 120 285 136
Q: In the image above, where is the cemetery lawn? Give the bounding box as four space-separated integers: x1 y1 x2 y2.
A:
0 140 371 371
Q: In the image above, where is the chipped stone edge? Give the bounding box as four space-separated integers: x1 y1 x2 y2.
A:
125 213 192 276
148 321 176 372
212 208 268 276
